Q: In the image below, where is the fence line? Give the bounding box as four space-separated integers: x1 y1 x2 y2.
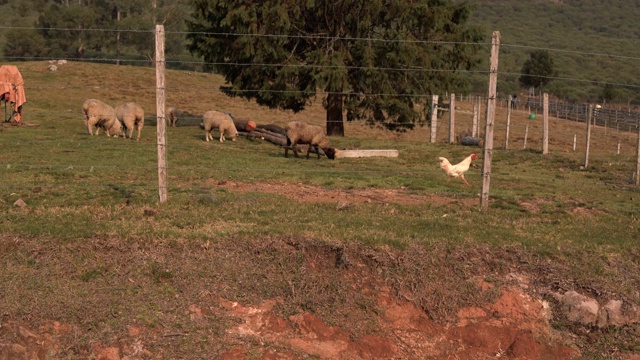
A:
3 25 640 206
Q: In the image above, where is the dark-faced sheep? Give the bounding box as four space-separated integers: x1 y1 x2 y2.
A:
115 102 144 141
203 110 238 142
82 99 120 137
284 121 336 160
167 107 179 127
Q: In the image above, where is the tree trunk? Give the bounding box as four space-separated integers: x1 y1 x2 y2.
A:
326 92 344 136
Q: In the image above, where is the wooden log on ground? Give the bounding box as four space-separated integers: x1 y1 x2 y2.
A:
260 132 288 146
256 124 286 136
334 149 399 158
233 118 256 132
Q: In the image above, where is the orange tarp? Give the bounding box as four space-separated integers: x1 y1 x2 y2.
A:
0 65 26 121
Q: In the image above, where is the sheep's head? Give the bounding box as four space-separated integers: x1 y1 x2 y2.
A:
324 147 336 160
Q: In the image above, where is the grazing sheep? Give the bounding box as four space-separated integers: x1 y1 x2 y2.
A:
105 118 124 138
202 110 238 142
167 107 179 127
82 99 120 137
284 121 336 160
115 102 145 141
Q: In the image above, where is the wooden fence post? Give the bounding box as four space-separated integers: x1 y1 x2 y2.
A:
635 123 640 185
430 95 438 143
155 25 168 203
449 93 455 144
543 93 549 155
480 31 500 211
505 95 512 149
585 104 593 169
472 103 479 137
524 125 529 149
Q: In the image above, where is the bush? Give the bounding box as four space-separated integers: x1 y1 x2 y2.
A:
3 29 45 61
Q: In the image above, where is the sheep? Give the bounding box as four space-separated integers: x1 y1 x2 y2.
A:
105 117 124 138
115 102 145 141
167 107 179 127
202 110 238 142
284 121 336 160
82 99 120 137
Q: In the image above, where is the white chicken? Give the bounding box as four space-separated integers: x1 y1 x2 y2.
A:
438 153 478 186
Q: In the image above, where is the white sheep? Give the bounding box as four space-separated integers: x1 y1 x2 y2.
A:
202 110 238 142
115 102 144 141
82 99 120 137
167 107 179 127
284 121 336 160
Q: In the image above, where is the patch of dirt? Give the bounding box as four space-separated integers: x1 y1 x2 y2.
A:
214 180 478 206
1 236 590 360
0 278 579 360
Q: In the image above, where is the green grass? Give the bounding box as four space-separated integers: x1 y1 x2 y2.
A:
0 61 639 358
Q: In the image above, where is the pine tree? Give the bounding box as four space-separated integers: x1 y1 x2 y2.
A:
187 0 483 135
519 50 558 90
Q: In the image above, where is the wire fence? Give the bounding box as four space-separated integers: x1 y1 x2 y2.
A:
1 25 640 200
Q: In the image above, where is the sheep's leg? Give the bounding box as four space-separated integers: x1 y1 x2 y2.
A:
87 117 97 135
290 141 300 158
136 122 142 141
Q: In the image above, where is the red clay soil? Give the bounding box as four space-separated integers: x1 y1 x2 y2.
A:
1 266 582 359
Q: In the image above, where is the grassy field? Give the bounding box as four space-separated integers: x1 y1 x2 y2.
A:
1 61 639 358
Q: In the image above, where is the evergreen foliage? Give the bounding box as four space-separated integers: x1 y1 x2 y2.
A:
186 0 484 135
518 50 557 90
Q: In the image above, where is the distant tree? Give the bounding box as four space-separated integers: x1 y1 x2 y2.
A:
186 0 484 135
37 3 103 58
518 50 558 90
30 0 190 63
599 83 618 106
3 29 46 60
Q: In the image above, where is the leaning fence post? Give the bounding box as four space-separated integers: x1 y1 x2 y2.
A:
480 31 500 210
155 24 168 203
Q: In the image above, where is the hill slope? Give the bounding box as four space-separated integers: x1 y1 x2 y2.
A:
464 0 640 102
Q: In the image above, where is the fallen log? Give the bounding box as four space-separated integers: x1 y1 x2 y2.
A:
334 149 398 158
255 124 286 136
232 118 257 132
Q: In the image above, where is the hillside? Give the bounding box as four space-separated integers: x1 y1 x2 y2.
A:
1 0 639 105
464 0 640 102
